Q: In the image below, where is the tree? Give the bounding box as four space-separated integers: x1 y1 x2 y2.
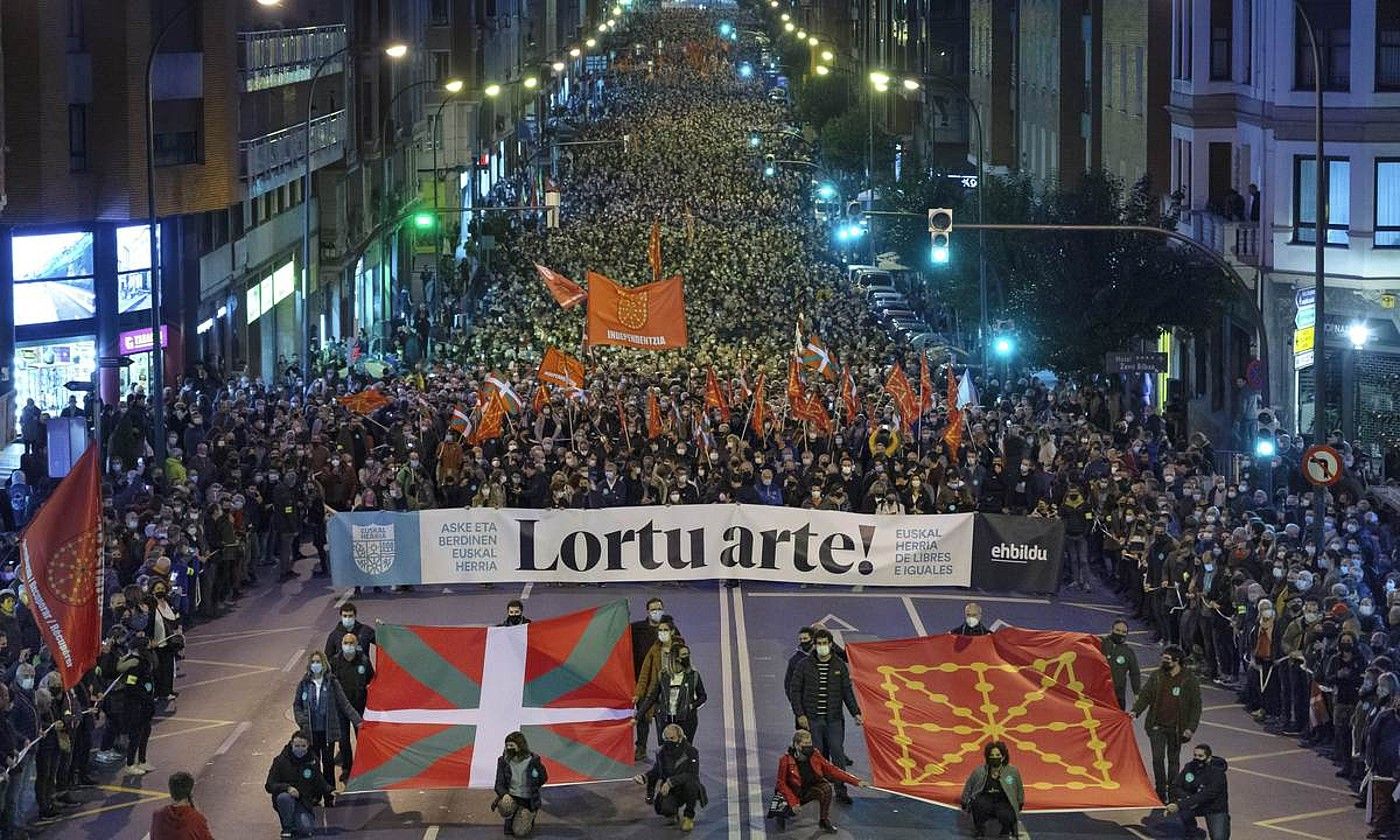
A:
794 74 849 133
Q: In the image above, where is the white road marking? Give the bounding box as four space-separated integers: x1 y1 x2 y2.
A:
281 649 306 673
732 588 767 839
334 588 356 610
422 826 441 840
720 585 742 838
214 721 252 756
901 595 927 637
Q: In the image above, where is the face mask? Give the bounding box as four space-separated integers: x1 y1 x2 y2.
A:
1110 632 1126 643
292 746 309 759
1362 605 1375 617
663 739 681 749
1204 563 1215 572
677 655 691 667
1295 579 1310 591
310 662 324 675
657 631 672 644
965 616 980 627
988 755 1004 767
19 678 33 691
815 643 832 657
341 616 355 629
649 609 664 623
1304 611 1320 623
342 645 356 656
798 640 813 653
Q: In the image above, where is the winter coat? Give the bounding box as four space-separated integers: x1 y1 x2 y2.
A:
1099 634 1142 697
150 803 216 840
1173 755 1229 816
644 742 707 806
787 655 860 720
644 667 707 722
635 637 685 706
776 749 860 807
960 763 1025 820
492 751 548 812
323 619 376 658
1132 667 1202 733
264 742 331 805
292 673 362 738
1366 707 1400 777
329 652 375 714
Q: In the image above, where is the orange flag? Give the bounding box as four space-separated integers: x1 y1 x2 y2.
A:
648 221 662 283
944 366 962 462
786 357 806 406
18 446 100 688
469 392 506 444
788 358 832 434
532 384 550 413
884 364 918 431
585 271 688 350
647 392 665 439
538 346 586 393
840 368 860 425
704 367 731 423
750 373 769 438
338 388 392 415
534 263 587 309
919 354 933 413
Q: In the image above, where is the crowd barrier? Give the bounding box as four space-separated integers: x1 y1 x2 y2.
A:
329 505 1065 593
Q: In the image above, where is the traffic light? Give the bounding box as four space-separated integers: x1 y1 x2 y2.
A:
748 133 762 148
412 211 436 230
1253 436 1276 458
718 21 734 37
763 154 776 177
928 207 952 265
816 182 837 200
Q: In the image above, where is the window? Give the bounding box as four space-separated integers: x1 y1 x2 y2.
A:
151 0 201 52
1375 160 1400 247
430 0 450 25
153 100 203 166
1295 2 1351 91
1135 46 1145 114
1379 3 1400 90
68 105 87 172
11 232 96 326
1242 0 1253 84
67 0 84 51
432 50 451 82
1105 48 1115 110
1175 0 1193 81
245 259 297 325
1120 45 1128 111
1293 156 1350 245
116 224 158 313
1210 0 1232 79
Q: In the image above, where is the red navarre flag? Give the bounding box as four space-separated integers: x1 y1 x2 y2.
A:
944 366 963 462
884 364 919 431
703 367 731 423
19 446 101 688
848 627 1160 812
839 368 860 425
534 263 588 310
749 373 769 438
647 392 665 440
787 358 832 434
919 354 933 414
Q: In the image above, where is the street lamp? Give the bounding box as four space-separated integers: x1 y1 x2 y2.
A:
1342 321 1370 442
821 49 834 62
815 65 831 76
552 61 566 73
569 47 581 58
784 22 795 32
147 0 283 461
586 38 598 48
1347 322 1370 349
808 36 818 46
431 80 466 259
384 42 408 59
781 13 791 21
484 83 502 97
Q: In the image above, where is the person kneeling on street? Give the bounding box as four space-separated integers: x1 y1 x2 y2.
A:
265 731 332 839
1166 743 1230 840
633 723 707 832
492 731 548 837
960 741 1024 838
772 729 867 833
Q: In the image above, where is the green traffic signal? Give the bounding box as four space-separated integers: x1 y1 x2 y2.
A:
413 212 436 230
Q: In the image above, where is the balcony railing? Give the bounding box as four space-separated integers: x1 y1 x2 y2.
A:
238 24 346 92
1189 209 1261 267
241 109 345 199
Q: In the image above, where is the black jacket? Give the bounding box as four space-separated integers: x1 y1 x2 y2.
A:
788 655 860 720
644 667 707 722
645 741 707 806
492 751 548 812
1172 755 1229 816
292 674 362 736
329 651 375 713
265 741 332 805
323 620 376 658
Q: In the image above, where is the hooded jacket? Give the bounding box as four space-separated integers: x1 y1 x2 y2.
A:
150 802 216 840
1172 755 1229 816
265 741 331 805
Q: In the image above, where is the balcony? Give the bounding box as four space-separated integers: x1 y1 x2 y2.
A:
1171 202 1261 270
238 24 346 93
241 110 345 200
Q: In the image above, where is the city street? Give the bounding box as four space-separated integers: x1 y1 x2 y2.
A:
50 549 1362 839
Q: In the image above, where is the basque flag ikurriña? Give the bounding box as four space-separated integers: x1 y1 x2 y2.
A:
346 600 637 791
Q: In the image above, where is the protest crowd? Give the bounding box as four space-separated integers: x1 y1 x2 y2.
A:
0 5 1395 839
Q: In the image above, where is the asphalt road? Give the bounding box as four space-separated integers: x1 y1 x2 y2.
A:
49 549 1363 840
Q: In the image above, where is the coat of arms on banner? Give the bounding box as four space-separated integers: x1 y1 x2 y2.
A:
617 288 649 330
352 524 396 574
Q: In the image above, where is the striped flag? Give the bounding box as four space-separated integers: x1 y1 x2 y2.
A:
346 601 636 791
448 404 473 437
801 333 840 382
484 373 523 415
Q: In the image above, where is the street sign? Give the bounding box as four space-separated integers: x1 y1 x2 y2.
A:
63 380 94 392
1293 325 1315 353
1294 306 1315 328
1104 351 1167 374
1294 349 1314 370
1295 287 1316 308
98 355 134 369
1301 444 1343 486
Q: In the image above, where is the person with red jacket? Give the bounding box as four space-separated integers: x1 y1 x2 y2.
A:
150 771 215 840
773 729 868 833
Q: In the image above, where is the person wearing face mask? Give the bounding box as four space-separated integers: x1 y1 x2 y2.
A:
1132 645 1202 803
265 731 331 839
631 598 669 760
642 644 707 743
784 627 819 728
1365 681 1400 836
323 602 375 658
115 632 157 775
270 470 304 582
492 730 548 837
1322 630 1367 777
633 723 706 832
1165 743 1230 840
499 599 531 626
788 629 863 805
292 651 362 797
1059 484 1094 592
635 618 683 756
147 580 183 710
959 740 1025 839
1100 619 1142 710
1280 596 1322 736
329 634 374 785
1244 602 1282 725
952 602 991 636
5 662 38 831
771 728 867 833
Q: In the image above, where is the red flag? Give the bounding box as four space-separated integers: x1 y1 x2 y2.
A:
538 347 586 393
534 263 587 309
338 388 392 415
919 354 933 413
347 601 635 790
532 384 550 413
469 393 506 444
839 368 860 425
750 373 769 438
18 446 101 688
585 271 688 350
786 357 805 407
647 392 664 440
848 627 1160 812
943 366 962 462
787 358 832 434
884 365 918 431
648 221 662 283
704 367 731 423
614 394 632 450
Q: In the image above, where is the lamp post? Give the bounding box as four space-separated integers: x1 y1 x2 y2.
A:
1295 0 1327 558
146 0 284 462
430 80 465 258
1342 322 1369 444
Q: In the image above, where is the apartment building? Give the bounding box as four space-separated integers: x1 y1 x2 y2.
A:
1169 0 1400 457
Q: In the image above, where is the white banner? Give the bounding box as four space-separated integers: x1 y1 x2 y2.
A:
329 504 975 588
